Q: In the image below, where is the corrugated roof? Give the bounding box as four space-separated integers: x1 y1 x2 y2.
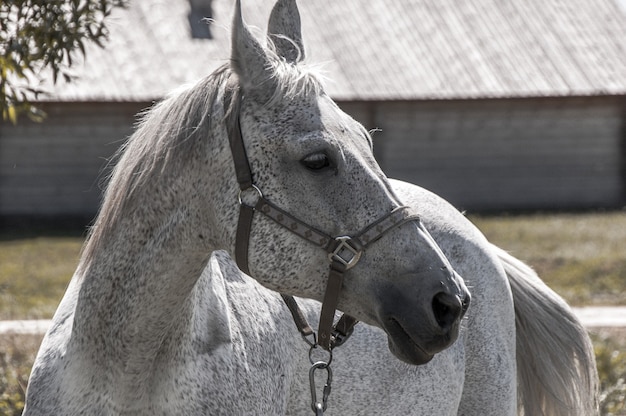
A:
41 0 626 102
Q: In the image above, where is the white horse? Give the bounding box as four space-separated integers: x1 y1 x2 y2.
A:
24 1 598 415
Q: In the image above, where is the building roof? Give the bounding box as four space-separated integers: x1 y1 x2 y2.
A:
43 0 626 102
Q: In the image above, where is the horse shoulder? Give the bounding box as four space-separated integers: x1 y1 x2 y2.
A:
23 275 84 415
157 251 301 414
391 179 517 415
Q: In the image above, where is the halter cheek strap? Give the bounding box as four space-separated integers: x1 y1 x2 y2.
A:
225 84 421 351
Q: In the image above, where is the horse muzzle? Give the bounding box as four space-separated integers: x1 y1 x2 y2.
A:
378 269 470 365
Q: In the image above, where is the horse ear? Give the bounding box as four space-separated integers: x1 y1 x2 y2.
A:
268 0 304 63
231 0 276 102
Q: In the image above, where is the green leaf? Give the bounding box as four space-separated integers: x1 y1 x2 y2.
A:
0 0 126 122
6 105 17 125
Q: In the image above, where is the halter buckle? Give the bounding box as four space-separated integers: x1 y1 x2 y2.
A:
328 236 362 270
237 184 263 207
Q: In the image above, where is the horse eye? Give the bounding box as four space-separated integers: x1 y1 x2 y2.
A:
301 153 331 171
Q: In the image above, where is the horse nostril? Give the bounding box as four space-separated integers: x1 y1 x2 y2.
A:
432 292 463 331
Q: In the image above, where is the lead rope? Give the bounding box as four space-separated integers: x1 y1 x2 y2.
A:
283 265 356 415
224 82 421 414
282 293 355 415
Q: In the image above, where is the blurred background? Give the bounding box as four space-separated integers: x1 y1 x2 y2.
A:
0 1 625 414
2 0 626 219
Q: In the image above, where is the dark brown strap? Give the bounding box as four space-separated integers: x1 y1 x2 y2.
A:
235 204 255 275
281 294 314 337
282 293 359 350
225 83 253 191
229 128 254 190
355 205 421 247
225 83 255 274
317 262 347 350
255 198 331 248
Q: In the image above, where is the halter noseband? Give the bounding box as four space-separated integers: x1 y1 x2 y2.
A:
225 83 421 351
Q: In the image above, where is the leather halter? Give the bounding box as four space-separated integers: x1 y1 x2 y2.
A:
225 83 422 351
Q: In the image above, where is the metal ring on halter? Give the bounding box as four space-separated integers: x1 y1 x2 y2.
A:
309 343 333 366
237 184 263 207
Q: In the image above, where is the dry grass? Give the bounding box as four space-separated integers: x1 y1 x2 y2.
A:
1 211 625 319
592 328 626 416
0 334 42 416
0 213 625 414
469 211 626 306
0 236 83 320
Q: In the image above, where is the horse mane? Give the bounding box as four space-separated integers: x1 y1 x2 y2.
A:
263 39 325 105
78 49 325 274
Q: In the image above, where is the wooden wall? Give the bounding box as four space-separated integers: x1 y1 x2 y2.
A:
0 102 148 217
0 96 624 218
340 96 626 211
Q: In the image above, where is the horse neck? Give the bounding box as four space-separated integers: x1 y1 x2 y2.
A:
74 207 209 355
70 103 235 381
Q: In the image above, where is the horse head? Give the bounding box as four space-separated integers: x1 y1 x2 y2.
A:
215 0 470 365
